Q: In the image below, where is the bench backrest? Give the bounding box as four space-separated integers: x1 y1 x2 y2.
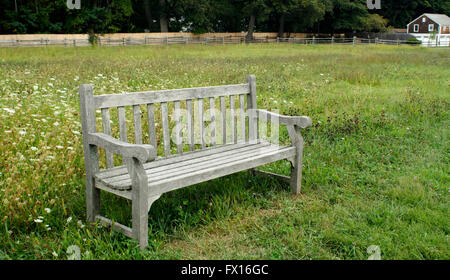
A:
80 75 257 168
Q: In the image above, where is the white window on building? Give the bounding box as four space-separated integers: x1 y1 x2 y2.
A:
422 17 426 23
414 24 419 32
428 24 434 32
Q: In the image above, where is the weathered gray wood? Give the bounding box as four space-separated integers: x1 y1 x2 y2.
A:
107 145 282 188
239 94 246 142
128 157 149 249
230 95 237 143
95 140 263 180
186 99 194 151
98 142 273 186
79 84 100 223
118 106 127 166
118 106 128 142
79 75 312 251
252 169 290 183
146 103 157 149
174 101 183 154
101 108 114 168
94 84 249 109
96 215 133 238
88 132 156 164
256 109 312 128
97 144 295 191
198 99 205 148
150 146 296 195
247 75 258 141
161 102 170 157
133 105 142 144
220 96 226 144
209 97 216 146
287 125 304 194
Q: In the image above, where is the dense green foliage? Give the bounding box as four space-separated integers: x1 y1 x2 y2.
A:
1 0 449 35
0 44 448 259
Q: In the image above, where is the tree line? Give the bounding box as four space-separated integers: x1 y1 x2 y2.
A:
1 0 449 36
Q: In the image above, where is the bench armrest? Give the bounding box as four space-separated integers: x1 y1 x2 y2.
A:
255 109 312 128
88 133 157 163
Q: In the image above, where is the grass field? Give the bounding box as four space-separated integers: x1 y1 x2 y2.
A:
0 44 448 260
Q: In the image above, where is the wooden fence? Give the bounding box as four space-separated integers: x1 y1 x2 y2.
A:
0 34 434 47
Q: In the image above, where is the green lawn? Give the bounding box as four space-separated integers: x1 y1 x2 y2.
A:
0 44 448 260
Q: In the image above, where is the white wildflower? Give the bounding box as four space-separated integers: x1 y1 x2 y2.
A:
45 208 51 213
3 108 15 114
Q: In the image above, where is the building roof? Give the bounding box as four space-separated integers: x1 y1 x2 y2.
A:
422 14 450 25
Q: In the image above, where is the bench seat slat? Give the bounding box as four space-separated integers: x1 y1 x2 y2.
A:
95 140 262 179
99 141 272 184
94 142 295 195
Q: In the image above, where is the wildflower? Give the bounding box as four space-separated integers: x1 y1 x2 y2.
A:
67 217 72 223
3 108 15 114
48 83 54 87
53 122 59 126
45 208 51 213
52 251 58 257
56 145 64 149
31 147 38 151
33 85 39 91
34 219 43 223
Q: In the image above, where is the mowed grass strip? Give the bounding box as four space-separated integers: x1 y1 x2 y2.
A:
0 44 448 260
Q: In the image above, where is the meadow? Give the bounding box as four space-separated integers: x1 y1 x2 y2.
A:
0 43 448 260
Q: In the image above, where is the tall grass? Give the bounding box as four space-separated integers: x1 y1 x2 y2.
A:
0 44 448 259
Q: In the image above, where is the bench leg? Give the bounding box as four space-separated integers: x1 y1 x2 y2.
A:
86 175 101 223
287 125 305 195
289 139 304 194
129 158 150 250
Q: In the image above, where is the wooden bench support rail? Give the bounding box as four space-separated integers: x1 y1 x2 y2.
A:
252 169 291 183
95 215 134 238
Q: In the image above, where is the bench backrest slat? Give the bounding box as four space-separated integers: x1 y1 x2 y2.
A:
198 98 205 149
147 103 157 148
117 106 128 164
230 95 237 144
239 94 246 142
220 96 226 145
101 108 114 168
161 102 170 157
209 97 216 146
82 75 257 169
186 99 194 151
93 84 249 109
133 105 142 144
174 101 183 154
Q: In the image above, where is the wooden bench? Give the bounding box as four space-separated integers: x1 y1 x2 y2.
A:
79 75 312 249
